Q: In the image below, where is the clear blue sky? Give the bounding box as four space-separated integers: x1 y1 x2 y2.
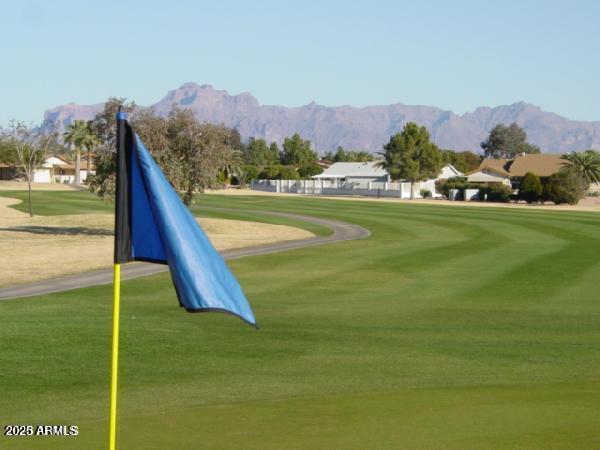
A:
2 0 599 125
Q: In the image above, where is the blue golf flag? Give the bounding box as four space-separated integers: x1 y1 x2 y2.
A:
113 113 256 327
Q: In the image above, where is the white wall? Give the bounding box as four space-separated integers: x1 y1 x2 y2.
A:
32 168 51 183
251 179 440 199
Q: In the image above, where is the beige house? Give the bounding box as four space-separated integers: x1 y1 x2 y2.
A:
32 156 96 183
467 154 564 188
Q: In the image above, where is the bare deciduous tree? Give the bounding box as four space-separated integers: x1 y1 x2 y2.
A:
2 121 58 217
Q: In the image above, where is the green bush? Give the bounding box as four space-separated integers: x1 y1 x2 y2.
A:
258 165 283 180
480 184 513 202
298 163 323 179
518 172 542 203
241 165 259 184
278 166 300 180
544 168 588 205
420 188 432 198
435 176 470 198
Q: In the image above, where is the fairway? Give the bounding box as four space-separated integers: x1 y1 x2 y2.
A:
1 192 600 449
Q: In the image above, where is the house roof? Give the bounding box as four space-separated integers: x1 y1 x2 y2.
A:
473 154 564 178
312 162 388 179
476 158 511 176
506 154 564 177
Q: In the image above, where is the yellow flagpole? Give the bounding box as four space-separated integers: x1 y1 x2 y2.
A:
109 263 121 450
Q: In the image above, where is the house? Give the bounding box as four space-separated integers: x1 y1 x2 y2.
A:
33 156 96 184
506 154 564 187
312 162 462 186
466 159 512 186
312 162 390 183
0 163 17 180
437 164 464 180
467 154 564 188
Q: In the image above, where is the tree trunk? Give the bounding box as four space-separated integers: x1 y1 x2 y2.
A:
410 180 416 200
27 174 33 218
86 149 91 184
75 147 81 185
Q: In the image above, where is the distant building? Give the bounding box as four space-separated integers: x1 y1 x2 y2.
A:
467 154 564 188
23 156 96 184
312 162 390 183
312 161 462 185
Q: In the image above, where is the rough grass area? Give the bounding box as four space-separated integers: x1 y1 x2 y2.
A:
1 193 599 449
0 193 315 286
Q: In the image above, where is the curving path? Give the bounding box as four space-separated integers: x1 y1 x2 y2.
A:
0 210 370 300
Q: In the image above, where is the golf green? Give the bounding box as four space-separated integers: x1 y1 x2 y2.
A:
1 191 599 449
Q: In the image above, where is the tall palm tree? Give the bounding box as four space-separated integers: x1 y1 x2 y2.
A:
63 120 89 185
81 122 100 183
221 148 244 184
561 150 600 185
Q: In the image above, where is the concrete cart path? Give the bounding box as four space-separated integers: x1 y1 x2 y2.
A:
0 210 370 300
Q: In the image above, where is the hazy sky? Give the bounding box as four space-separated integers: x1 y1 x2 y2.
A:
2 0 599 125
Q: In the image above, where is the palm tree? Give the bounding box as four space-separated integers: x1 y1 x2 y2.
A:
81 123 100 183
221 148 244 185
561 150 600 185
63 120 89 185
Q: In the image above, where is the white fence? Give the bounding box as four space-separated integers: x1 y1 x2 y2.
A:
251 179 441 199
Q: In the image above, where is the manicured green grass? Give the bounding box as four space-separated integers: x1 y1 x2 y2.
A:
1 192 600 449
0 190 331 236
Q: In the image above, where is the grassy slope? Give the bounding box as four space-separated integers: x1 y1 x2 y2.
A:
1 192 600 449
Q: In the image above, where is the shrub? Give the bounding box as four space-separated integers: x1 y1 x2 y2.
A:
241 165 259 184
518 172 543 203
278 166 300 180
298 163 323 179
259 165 283 180
544 168 588 205
420 188 432 198
435 176 470 198
480 183 513 202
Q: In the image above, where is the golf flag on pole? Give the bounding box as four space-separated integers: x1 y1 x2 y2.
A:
113 111 257 326
108 110 257 449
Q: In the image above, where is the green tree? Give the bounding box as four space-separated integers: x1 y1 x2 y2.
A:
298 163 324 179
281 133 316 165
481 123 540 159
441 149 481 173
278 166 300 180
269 142 280 163
334 146 347 162
166 108 233 205
245 138 279 165
346 150 374 162
518 172 543 203
544 167 588 205
560 150 600 185
87 98 136 196
240 165 259 185
377 122 443 199
63 120 90 185
220 148 244 184
81 122 100 183
0 139 18 164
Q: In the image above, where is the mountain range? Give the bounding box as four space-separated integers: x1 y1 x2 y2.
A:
43 82 600 154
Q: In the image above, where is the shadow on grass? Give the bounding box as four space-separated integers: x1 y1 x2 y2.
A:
0 226 113 236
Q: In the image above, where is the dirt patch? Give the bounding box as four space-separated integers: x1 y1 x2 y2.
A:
0 196 312 286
